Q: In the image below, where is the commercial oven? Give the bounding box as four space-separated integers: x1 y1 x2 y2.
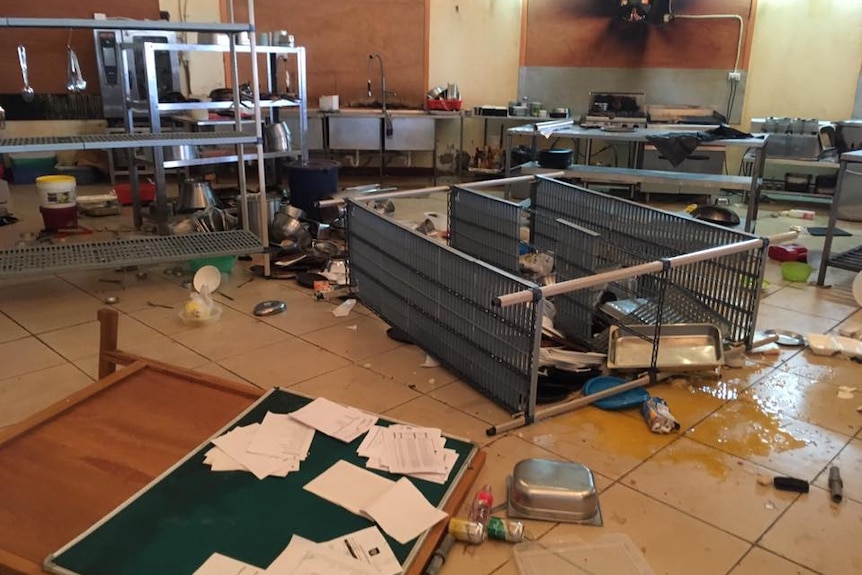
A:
94 29 181 119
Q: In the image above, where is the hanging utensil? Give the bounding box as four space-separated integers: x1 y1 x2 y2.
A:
17 45 35 102
65 29 87 94
66 47 87 93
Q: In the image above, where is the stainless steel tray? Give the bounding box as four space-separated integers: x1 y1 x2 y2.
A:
606 323 724 370
507 459 602 525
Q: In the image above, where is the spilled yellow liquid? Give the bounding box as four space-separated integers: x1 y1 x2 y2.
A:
688 400 807 459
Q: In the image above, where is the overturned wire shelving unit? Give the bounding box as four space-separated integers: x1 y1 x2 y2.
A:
344 175 786 433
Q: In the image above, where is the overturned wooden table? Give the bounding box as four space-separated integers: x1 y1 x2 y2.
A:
0 309 484 575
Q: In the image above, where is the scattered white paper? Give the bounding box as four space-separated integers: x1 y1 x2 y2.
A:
291 549 378 575
206 447 249 472
356 425 385 458
382 427 445 474
321 527 401 575
357 425 455 484
289 398 378 443
247 412 315 460
838 386 857 400
303 460 394 516
398 449 459 485
362 477 448 545
265 535 317 574
265 529 400 575
192 553 264 575
420 354 440 368
212 424 289 480
304 461 447 543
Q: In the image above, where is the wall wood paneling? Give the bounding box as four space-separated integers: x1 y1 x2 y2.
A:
0 2 161 95
524 0 755 71
223 0 428 107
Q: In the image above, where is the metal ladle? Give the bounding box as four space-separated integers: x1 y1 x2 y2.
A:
66 47 87 93
65 30 86 93
17 45 34 102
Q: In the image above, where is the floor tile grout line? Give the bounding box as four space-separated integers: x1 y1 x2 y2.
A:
609 480 775 550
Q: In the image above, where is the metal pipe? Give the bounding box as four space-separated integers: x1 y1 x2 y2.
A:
317 185 450 207
462 173 564 189
487 372 672 436
495 231 798 308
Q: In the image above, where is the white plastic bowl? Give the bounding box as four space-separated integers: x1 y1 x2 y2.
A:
178 303 223 327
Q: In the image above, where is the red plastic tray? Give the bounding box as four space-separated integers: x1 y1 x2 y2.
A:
425 99 462 112
113 182 156 206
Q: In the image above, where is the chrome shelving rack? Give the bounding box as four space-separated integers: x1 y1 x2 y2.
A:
0 1 303 278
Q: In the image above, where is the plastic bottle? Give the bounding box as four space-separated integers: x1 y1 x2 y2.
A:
468 484 493 531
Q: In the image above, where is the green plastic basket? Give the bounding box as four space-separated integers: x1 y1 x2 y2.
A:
189 256 237 273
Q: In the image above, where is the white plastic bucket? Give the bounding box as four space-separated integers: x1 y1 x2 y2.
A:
36 175 77 208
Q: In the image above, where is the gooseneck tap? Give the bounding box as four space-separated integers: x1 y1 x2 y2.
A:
368 53 395 137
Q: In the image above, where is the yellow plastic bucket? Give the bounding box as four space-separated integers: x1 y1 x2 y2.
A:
36 175 77 208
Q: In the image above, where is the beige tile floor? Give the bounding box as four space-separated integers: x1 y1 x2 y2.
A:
1 182 862 575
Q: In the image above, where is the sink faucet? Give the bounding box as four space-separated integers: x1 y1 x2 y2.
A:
368 53 395 137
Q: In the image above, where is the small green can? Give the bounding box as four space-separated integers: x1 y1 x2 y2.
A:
487 517 525 543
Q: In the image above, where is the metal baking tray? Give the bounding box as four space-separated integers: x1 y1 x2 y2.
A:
607 324 724 370
507 459 602 525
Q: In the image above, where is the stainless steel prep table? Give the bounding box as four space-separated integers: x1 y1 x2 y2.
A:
505 123 768 233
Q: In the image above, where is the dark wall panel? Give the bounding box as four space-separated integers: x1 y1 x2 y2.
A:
524 0 755 70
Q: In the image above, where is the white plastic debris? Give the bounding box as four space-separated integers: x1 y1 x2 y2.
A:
332 298 357 317
837 386 857 400
346 324 358 331
420 354 440 368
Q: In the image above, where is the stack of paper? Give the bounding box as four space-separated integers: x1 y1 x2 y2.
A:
288 397 377 443
192 527 400 575
304 460 448 544
204 412 315 480
357 425 458 484
266 527 401 575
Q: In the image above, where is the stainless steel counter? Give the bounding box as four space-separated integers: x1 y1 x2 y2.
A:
506 121 768 233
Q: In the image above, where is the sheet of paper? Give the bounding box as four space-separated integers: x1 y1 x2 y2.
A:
381 427 446 474
362 477 448 545
192 552 264 575
289 398 378 443
356 425 386 458
322 527 401 575
247 412 315 460
400 448 459 485
212 425 288 480
303 460 394 516
264 535 317 575
291 549 379 575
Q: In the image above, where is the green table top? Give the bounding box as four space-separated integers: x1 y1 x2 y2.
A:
48 389 477 575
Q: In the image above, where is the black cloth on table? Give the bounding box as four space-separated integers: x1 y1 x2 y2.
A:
646 124 756 167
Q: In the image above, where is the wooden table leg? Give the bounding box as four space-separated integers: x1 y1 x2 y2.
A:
98 308 120 380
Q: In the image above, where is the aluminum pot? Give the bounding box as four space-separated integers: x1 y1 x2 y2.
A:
243 192 283 238
163 144 198 163
177 179 216 213
264 122 292 152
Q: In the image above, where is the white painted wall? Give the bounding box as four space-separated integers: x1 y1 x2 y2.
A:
428 0 523 159
158 0 225 97
741 0 862 126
